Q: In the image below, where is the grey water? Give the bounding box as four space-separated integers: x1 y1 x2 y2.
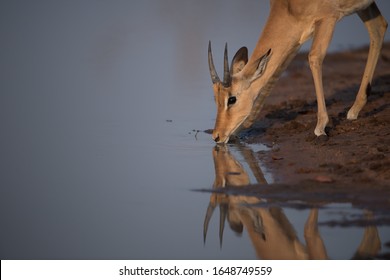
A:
1 0 390 259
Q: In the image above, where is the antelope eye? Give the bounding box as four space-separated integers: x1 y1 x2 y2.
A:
228 96 237 105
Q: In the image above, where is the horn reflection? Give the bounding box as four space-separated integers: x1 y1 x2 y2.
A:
203 144 382 259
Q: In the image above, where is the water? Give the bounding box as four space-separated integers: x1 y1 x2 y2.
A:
1 0 389 259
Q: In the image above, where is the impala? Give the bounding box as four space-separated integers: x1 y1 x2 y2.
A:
208 0 387 143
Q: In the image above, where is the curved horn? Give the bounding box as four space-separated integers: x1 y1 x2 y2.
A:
203 202 216 244
219 204 227 248
223 43 231 87
208 41 220 84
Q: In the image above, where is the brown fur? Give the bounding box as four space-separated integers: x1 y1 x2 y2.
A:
209 0 387 143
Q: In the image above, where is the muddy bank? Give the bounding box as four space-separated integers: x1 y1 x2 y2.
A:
243 43 390 186
198 181 390 224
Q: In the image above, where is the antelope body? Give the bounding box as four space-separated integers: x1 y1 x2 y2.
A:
208 0 387 143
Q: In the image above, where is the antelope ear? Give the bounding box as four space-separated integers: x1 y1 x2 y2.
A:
250 49 271 83
231 47 248 75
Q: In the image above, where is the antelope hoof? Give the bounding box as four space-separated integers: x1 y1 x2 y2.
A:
314 127 327 137
347 108 359 120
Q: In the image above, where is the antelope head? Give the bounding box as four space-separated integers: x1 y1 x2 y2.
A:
208 42 271 144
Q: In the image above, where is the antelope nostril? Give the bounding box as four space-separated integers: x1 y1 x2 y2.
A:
214 135 220 143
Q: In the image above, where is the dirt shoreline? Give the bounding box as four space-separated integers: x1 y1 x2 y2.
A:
242 43 390 187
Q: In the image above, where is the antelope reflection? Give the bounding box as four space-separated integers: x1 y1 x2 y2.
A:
204 144 381 259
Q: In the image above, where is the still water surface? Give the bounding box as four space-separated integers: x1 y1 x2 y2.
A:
1 0 390 259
